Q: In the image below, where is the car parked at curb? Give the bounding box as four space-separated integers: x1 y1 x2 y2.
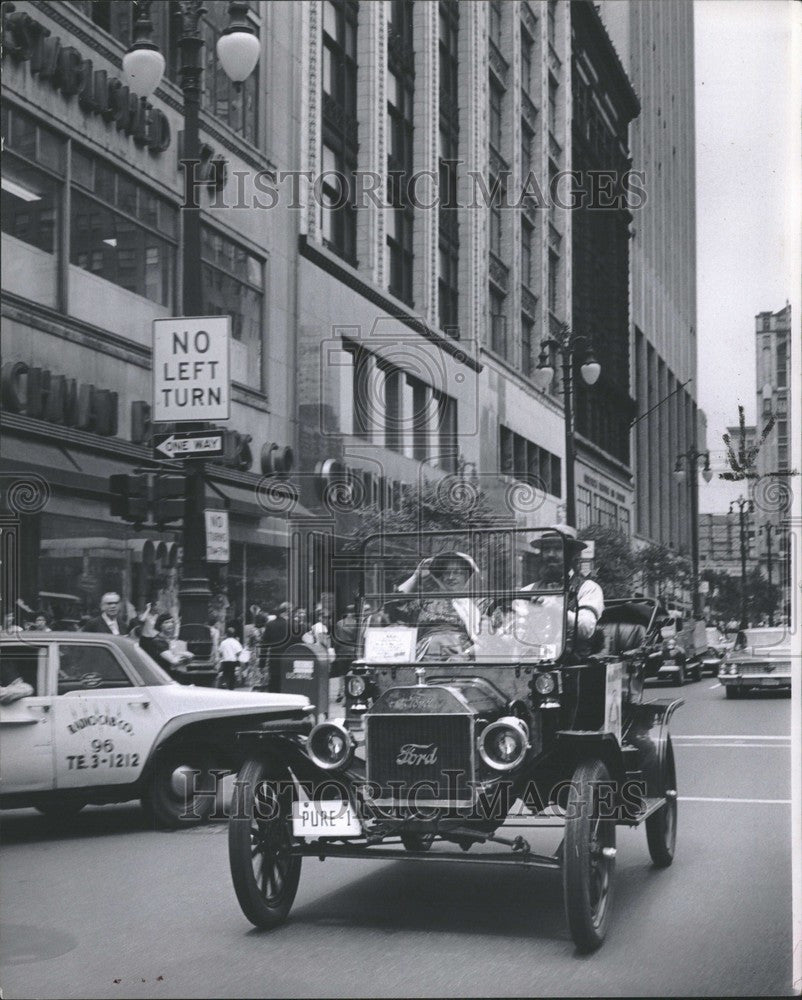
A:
0 632 312 826
718 627 792 698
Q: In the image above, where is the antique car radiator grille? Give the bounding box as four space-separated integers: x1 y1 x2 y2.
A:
365 714 474 806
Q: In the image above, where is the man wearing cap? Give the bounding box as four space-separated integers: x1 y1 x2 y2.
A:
524 525 604 663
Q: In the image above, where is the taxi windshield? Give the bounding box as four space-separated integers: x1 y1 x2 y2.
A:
359 528 569 664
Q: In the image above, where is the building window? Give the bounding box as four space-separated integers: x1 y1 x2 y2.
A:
387 3 415 306
618 506 631 536
577 485 592 528
489 79 504 152
489 0 503 48
548 249 559 313
500 425 561 498
1 104 66 308
596 495 617 529
521 123 533 180
71 146 177 307
323 0 359 264
200 226 263 389
776 341 787 388
490 202 503 257
521 314 534 378
490 287 507 357
521 29 534 95
548 74 558 134
547 0 557 47
348 342 372 439
521 220 533 289
438 0 460 334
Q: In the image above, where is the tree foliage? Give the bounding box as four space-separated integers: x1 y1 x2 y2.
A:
578 524 640 599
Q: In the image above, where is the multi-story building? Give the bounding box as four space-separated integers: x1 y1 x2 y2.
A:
598 1 703 554
753 303 792 617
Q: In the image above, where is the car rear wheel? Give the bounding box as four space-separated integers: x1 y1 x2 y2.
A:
228 758 302 929
563 758 616 953
725 686 742 700
646 736 677 868
142 744 218 829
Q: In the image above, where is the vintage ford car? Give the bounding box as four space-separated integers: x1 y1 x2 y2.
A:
718 627 792 698
0 632 311 826
227 528 682 953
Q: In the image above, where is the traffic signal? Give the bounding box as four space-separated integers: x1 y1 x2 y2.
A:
109 474 150 525
152 474 185 528
222 430 253 471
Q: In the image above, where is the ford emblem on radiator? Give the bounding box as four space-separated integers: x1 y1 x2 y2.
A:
396 743 438 766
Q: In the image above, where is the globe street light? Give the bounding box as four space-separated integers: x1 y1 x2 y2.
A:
123 1 260 631
534 324 600 528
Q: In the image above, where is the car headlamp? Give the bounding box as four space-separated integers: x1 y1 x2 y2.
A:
346 674 366 698
534 672 556 696
307 721 354 771
478 717 529 771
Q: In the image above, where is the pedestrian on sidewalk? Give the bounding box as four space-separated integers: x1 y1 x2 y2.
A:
219 626 244 691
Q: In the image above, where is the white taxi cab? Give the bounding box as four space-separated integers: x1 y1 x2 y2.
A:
0 632 311 826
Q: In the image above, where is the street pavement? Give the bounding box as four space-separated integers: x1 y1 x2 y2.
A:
0 678 792 998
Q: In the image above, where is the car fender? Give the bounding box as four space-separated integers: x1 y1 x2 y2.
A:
624 698 683 797
553 731 628 795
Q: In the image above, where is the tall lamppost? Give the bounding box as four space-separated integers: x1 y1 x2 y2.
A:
729 495 755 631
673 447 712 618
123 1 260 628
763 522 775 627
533 324 600 528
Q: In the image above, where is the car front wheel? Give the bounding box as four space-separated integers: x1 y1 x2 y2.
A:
228 758 302 929
142 744 218 828
563 758 616 952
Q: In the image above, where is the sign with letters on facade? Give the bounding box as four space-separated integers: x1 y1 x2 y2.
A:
204 510 230 564
153 317 230 423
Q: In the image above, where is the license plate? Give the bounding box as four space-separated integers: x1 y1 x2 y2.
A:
291 798 362 838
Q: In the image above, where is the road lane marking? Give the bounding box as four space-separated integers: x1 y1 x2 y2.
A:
676 734 790 740
675 743 789 749
709 682 722 689
679 796 791 804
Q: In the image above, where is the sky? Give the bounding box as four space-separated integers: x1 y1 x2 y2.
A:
694 0 800 513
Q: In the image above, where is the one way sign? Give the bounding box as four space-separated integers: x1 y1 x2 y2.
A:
154 431 224 460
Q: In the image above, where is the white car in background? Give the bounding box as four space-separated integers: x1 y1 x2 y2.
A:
718 627 792 699
0 632 311 826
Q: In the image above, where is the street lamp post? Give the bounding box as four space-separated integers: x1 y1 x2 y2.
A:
533 324 600 528
729 495 755 631
764 522 774 627
672 447 712 618
123 1 260 629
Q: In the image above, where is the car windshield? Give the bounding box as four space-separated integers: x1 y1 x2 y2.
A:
129 644 179 685
735 629 790 651
359 528 569 664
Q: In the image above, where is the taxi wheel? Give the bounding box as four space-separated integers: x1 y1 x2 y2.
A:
142 744 217 829
725 687 742 700
646 736 677 868
228 758 302 929
563 758 616 953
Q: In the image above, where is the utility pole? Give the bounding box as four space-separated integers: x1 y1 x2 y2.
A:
765 523 774 627
673 448 713 618
730 496 754 631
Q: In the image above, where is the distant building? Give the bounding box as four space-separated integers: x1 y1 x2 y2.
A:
598 1 703 554
698 512 757 578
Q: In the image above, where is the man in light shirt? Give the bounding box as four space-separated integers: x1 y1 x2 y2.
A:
80 593 134 635
218 626 244 691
